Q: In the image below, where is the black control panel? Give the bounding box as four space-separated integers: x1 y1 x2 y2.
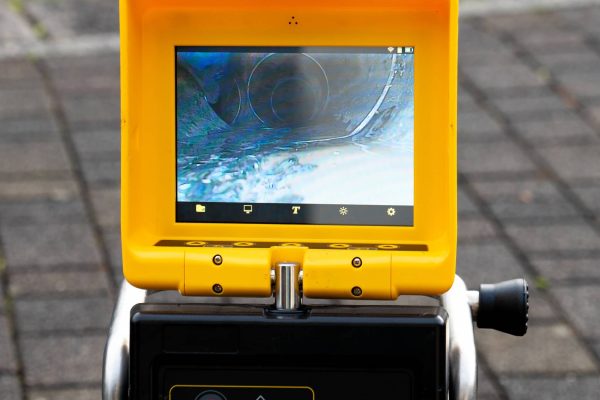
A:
130 304 448 400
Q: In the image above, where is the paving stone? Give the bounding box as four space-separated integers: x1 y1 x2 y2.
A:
516 29 585 50
457 241 556 321
535 48 600 73
0 375 22 400
15 296 112 333
25 0 118 38
555 70 600 100
458 187 479 215
462 63 548 91
511 110 599 146
0 114 61 143
9 270 111 298
537 144 600 181
20 334 105 385
476 323 597 374
81 158 120 186
458 109 507 142
500 376 600 400
0 142 71 175
0 58 39 84
531 257 600 283
458 216 497 242
470 178 578 221
73 129 120 156
572 184 600 218
0 88 52 120
553 284 600 340
458 140 538 176
0 178 78 202
0 198 88 226
477 365 502 400
0 1 36 50
89 187 119 228
29 387 101 400
0 314 18 373
102 229 123 282
62 96 119 126
586 102 600 127
0 223 102 269
490 90 572 119
505 220 600 255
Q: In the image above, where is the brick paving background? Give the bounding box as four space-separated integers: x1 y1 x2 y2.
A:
1 1 600 399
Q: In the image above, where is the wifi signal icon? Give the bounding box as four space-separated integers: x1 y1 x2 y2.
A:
387 47 395 53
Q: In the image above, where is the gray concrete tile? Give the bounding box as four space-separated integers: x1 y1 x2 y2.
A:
0 375 22 400
556 70 600 100
553 285 600 341
89 187 119 228
62 96 119 126
102 229 122 281
0 223 102 269
458 140 538 176
572 184 600 218
25 0 118 38
0 88 51 120
500 376 600 400
462 63 548 92
9 270 110 298
20 334 105 385
511 110 599 146
0 142 71 175
458 109 507 142
0 314 18 373
0 58 39 84
15 297 112 333
0 1 36 50
490 90 573 119
0 199 87 226
477 366 502 400
458 216 497 242
476 323 597 374
470 178 578 221
73 129 120 156
0 114 60 143
535 48 600 73
505 221 600 255
81 158 120 186
0 178 78 202
531 257 600 283
29 387 101 400
537 144 600 181
458 187 479 215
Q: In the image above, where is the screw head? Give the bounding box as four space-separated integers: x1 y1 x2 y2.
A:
352 257 362 268
351 286 363 297
212 284 223 294
212 254 223 265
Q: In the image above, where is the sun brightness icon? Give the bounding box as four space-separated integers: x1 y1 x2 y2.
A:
339 207 349 216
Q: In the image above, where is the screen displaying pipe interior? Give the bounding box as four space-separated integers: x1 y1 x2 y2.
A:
176 46 414 226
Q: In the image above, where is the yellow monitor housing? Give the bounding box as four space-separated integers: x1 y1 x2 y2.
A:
120 0 458 299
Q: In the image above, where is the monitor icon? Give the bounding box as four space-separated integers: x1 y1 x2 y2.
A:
243 205 253 214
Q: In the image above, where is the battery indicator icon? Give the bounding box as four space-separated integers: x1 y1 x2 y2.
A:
404 46 414 54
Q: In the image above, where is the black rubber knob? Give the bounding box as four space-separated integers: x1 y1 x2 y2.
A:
477 279 529 336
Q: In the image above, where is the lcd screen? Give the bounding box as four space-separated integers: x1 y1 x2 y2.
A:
176 46 414 225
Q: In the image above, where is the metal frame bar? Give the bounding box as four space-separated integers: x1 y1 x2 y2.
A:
102 275 478 400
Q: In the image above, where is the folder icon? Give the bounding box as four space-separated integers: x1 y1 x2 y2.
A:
195 204 206 213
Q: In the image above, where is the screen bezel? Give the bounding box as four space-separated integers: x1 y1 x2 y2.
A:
123 1 455 246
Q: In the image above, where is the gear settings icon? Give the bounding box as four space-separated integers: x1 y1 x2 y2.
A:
387 207 396 216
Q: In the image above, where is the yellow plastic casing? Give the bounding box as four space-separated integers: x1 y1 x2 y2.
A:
120 0 458 299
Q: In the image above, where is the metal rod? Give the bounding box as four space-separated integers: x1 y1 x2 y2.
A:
274 263 301 310
440 276 478 400
102 281 149 400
